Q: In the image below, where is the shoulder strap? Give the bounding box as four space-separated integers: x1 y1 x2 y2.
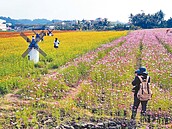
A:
146 76 149 83
138 76 143 82
138 76 144 94
146 76 150 94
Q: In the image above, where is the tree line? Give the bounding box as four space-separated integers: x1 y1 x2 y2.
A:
129 10 172 29
1 10 172 31
56 10 172 31
55 10 172 30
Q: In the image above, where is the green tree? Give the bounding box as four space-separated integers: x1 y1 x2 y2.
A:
129 10 166 29
167 17 172 28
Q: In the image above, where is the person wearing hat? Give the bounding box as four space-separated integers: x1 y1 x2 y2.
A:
139 66 148 75
131 66 150 120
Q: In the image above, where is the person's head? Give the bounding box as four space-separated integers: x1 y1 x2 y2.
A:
135 69 141 76
139 66 148 75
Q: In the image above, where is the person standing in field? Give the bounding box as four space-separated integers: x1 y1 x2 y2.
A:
54 38 60 48
131 66 151 120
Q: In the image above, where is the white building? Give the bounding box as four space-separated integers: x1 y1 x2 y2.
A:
0 19 7 31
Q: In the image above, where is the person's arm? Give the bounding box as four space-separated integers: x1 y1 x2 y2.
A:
132 76 139 86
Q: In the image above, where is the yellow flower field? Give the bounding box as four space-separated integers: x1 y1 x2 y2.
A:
0 31 127 94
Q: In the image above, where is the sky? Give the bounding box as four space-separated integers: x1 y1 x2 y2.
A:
0 0 172 23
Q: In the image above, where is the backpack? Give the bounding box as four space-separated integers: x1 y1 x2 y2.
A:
137 76 152 101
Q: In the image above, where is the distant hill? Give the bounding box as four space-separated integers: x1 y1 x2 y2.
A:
0 16 19 25
17 19 51 25
0 16 61 25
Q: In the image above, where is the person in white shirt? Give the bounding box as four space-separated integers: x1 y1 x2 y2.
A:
54 38 60 48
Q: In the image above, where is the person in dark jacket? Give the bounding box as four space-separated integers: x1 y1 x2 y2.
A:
131 66 150 120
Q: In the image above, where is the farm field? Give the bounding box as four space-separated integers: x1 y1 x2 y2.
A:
0 30 127 94
0 29 172 129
